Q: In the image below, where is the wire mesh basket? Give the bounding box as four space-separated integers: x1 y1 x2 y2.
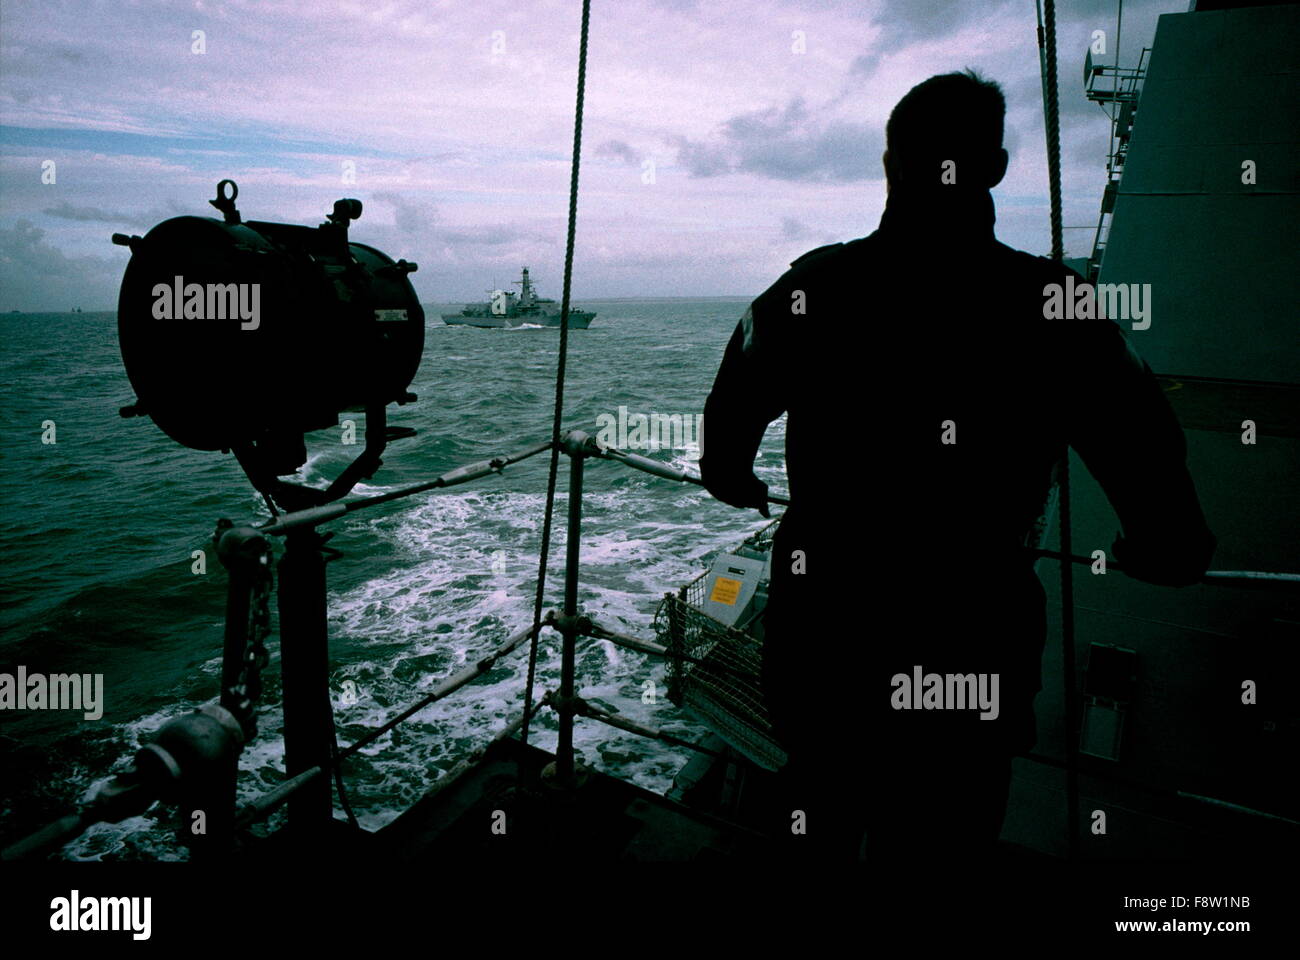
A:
653 520 788 771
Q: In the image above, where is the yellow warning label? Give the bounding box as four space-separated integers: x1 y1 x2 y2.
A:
709 576 742 606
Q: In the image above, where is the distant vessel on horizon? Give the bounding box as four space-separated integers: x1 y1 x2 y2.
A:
442 267 595 328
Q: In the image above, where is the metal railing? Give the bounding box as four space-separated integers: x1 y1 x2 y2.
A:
0 430 785 859
4 428 1295 861
1085 46 1151 278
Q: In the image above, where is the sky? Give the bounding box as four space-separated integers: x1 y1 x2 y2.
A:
0 0 1187 310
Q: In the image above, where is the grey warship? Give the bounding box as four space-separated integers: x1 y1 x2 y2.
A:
442 267 596 328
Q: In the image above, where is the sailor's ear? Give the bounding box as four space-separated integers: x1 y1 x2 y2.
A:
882 149 894 188
989 148 1009 188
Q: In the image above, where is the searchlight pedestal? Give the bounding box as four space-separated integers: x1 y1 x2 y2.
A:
111 180 426 845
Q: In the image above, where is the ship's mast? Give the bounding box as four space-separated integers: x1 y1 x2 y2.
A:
517 266 535 307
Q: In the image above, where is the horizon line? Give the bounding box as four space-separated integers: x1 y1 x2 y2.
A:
0 295 761 313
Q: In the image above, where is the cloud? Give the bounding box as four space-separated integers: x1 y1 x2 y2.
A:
872 0 1005 45
1010 72 1103 125
781 217 807 240
437 224 552 247
850 53 880 76
1068 127 1114 167
0 219 119 310
666 134 733 178
372 191 437 235
669 97 883 182
1002 122 1022 160
2 219 84 277
596 140 640 165
41 201 150 227
0 0 1186 302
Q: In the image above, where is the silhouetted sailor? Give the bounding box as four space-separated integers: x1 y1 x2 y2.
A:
700 71 1215 861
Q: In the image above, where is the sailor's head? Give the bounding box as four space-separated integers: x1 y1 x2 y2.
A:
883 69 1009 195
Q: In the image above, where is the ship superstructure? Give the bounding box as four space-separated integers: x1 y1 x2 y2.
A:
1004 0 1299 858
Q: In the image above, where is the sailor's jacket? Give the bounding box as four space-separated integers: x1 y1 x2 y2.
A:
700 190 1216 753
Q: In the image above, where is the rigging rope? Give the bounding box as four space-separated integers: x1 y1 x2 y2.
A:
522 0 593 749
329 721 359 829
1041 0 1064 264
1039 0 1080 859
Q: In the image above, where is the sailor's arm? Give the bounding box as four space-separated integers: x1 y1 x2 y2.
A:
700 306 786 516
1064 319 1216 586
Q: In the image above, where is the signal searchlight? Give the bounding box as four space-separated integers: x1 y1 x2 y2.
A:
113 180 424 508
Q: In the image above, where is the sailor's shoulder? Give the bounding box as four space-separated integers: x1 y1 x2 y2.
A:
751 236 867 317
998 242 1087 284
788 242 844 268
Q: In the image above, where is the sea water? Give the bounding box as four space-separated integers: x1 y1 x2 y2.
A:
0 301 785 860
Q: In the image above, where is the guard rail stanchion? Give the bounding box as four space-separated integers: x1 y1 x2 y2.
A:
553 430 595 790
